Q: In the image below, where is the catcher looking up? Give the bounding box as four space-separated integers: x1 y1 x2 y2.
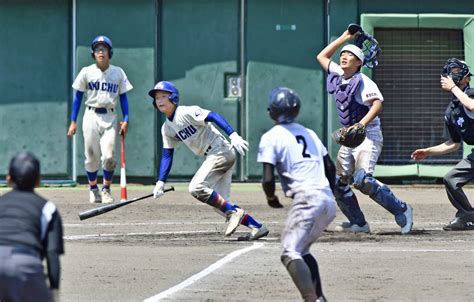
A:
316 27 413 234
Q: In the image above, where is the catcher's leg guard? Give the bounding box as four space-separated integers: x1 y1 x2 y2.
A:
353 169 407 224
333 176 366 226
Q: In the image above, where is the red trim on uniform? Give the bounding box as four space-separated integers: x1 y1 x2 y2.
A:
220 201 228 211
240 214 249 225
207 191 221 209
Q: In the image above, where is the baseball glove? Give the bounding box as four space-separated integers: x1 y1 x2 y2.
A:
332 123 366 148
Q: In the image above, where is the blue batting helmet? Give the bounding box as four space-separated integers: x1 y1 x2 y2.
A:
268 87 301 124
91 35 113 59
148 81 180 106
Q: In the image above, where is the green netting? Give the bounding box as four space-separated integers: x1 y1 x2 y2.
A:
361 14 474 178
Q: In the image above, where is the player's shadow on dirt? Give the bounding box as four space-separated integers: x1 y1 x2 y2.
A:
320 231 380 242
319 229 442 242
376 229 434 236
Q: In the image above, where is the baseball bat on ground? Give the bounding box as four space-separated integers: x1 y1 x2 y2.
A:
78 187 175 221
120 133 127 201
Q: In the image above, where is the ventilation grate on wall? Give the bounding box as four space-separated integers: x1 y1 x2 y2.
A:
374 28 464 165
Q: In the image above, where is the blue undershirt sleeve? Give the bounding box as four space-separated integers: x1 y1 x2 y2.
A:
157 148 174 182
71 91 84 122
119 93 129 122
204 111 235 136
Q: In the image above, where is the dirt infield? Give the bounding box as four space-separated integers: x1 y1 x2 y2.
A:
2 184 472 301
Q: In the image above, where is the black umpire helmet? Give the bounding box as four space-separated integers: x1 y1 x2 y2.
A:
268 87 301 124
442 58 471 85
8 152 40 191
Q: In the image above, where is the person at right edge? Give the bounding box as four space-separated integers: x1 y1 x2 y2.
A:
0 152 64 301
412 58 474 231
316 29 413 234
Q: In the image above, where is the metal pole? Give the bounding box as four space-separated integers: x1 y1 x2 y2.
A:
239 0 246 181
325 0 333 150
72 0 77 182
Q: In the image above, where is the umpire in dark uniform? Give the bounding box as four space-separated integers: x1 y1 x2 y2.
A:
412 58 474 231
0 152 64 301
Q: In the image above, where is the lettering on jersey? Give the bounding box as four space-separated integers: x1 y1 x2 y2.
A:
88 81 119 93
177 125 197 140
88 81 100 90
365 92 377 98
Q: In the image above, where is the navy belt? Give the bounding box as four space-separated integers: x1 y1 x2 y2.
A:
88 106 113 114
204 145 212 156
4 246 41 258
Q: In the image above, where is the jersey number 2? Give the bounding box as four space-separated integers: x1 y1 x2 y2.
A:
296 135 311 158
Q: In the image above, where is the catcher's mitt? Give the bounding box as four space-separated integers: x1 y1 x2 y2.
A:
332 123 366 148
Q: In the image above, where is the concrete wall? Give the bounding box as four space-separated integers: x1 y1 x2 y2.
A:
1 0 473 182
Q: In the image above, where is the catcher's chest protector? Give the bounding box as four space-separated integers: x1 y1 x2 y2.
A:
448 98 474 145
327 72 369 127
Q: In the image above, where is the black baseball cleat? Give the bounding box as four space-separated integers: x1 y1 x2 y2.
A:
443 217 474 231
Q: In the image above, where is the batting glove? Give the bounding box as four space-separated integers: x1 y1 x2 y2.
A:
153 181 165 199
229 132 249 156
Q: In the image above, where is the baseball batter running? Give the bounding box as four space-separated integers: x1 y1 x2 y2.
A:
316 29 413 234
258 87 336 302
67 35 133 204
149 81 269 240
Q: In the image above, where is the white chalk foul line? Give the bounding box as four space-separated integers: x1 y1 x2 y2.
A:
64 230 216 240
65 221 279 228
316 247 474 253
143 242 264 302
65 221 224 227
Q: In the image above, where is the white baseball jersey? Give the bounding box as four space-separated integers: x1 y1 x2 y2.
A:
257 122 331 196
259 122 336 262
161 105 225 155
72 64 133 109
329 61 383 130
328 62 384 179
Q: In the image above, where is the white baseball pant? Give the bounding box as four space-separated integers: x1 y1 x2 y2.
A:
82 108 117 173
280 189 336 264
188 139 235 202
336 128 383 183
